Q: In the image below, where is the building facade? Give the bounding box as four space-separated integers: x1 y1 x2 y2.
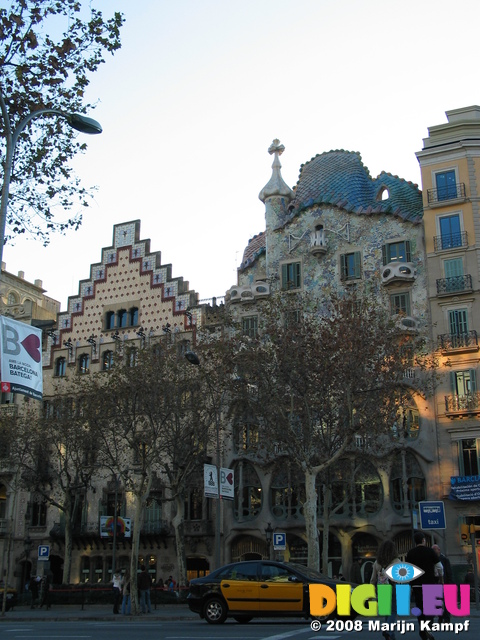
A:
416 105 480 571
222 139 437 581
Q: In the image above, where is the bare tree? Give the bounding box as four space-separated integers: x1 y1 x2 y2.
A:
232 290 436 571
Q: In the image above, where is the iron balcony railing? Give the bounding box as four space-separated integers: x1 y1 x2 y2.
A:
427 182 466 204
438 330 478 351
433 231 468 251
436 274 473 295
445 392 480 413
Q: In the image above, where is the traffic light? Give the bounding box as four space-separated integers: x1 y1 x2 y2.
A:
461 524 470 540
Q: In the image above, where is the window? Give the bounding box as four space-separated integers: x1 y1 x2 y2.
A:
144 491 163 533
105 311 115 330
117 309 127 328
184 487 203 521
340 251 362 281
449 308 468 340
270 467 305 520
0 484 6 520
443 258 464 292
390 292 411 316
281 262 301 290
451 369 476 398
234 461 262 521
242 316 258 338
392 405 420 440
54 357 66 377
436 170 457 201
102 350 114 371
391 452 426 512
459 439 479 476
439 214 462 249
28 494 47 526
129 307 139 326
236 421 259 453
78 354 90 374
7 292 18 305
126 347 137 367
382 241 411 265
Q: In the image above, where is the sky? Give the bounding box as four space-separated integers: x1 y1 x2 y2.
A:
3 0 480 310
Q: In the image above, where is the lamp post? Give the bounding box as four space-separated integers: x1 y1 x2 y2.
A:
0 100 102 267
265 522 273 560
185 350 222 570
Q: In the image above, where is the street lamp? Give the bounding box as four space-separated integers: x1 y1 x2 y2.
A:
185 350 222 570
0 104 102 267
265 522 273 560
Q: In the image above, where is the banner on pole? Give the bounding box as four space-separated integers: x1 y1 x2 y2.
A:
0 316 43 400
204 464 219 498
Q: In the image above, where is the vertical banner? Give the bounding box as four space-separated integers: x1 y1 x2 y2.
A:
204 463 219 498
220 467 234 500
0 316 43 400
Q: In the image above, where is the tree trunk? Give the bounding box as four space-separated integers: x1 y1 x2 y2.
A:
129 491 145 615
321 484 331 575
304 468 319 570
172 493 187 590
62 492 73 584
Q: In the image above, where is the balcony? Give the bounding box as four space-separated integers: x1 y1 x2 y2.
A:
445 392 480 418
436 274 473 296
427 182 466 205
438 331 478 354
433 231 468 252
184 520 214 537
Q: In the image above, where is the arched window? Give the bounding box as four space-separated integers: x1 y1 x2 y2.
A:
392 404 420 440
391 452 426 513
126 347 137 368
7 291 18 305
234 461 262 521
105 311 115 330
316 459 383 518
270 466 304 520
129 307 139 326
102 350 114 371
78 354 90 374
117 309 127 328
54 357 66 377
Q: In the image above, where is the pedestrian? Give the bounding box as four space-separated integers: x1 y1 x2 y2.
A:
370 540 400 640
121 571 131 615
39 571 53 610
350 557 363 584
112 570 122 614
138 564 152 613
432 544 452 623
406 531 443 640
29 575 39 609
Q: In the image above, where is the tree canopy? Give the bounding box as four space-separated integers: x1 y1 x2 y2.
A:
0 0 124 244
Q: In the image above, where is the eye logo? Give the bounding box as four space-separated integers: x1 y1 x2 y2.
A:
385 562 424 583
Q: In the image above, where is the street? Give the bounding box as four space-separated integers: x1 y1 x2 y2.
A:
1 617 480 639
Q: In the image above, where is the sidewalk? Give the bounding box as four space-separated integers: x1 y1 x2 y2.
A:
1 603 197 622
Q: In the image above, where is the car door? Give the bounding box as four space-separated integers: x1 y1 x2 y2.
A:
258 563 305 613
220 562 260 613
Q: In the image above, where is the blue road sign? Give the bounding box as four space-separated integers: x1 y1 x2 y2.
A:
38 544 50 560
273 532 286 550
419 501 446 530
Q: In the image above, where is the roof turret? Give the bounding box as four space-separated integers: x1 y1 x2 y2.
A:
258 139 294 203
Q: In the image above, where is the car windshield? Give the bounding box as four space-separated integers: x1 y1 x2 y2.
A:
287 563 332 582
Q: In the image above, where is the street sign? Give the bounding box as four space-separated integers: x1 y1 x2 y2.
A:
204 464 218 498
38 545 50 561
419 501 446 529
220 467 234 500
273 532 286 550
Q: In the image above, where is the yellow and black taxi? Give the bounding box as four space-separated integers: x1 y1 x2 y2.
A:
187 559 351 624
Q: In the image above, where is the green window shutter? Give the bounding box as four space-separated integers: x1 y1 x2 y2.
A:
354 251 362 278
281 264 288 290
405 241 411 263
470 369 477 393
340 254 347 280
382 245 387 266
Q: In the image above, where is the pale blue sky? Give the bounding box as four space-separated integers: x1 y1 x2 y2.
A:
5 0 480 308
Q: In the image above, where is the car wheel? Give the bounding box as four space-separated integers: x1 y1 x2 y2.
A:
204 597 227 624
233 615 253 624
